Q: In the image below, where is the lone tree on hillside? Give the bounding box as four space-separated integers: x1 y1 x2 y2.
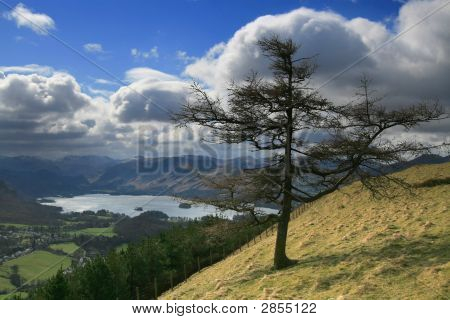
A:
173 36 447 269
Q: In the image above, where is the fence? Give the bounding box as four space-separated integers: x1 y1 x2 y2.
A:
131 201 315 300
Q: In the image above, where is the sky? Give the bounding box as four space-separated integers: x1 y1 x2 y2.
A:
0 0 449 159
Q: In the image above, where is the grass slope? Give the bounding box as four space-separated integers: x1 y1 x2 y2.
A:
163 163 450 300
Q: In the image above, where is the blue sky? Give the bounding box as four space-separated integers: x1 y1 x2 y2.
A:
2 0 403 85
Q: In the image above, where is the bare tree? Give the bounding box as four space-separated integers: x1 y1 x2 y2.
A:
173 36 447 269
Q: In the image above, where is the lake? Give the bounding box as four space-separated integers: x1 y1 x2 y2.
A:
42 194 278 219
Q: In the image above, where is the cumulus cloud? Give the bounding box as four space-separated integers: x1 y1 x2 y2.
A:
0 73 91 115
112 68 189 122
4 3 55 35
83 43 104 53
183 0 450 138
131 46 159 60
0 70 135 157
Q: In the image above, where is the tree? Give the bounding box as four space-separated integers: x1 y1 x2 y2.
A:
174 36 447 269
38 269 69 299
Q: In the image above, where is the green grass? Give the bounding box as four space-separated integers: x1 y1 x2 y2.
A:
0 251 71 292
0 276 15 292
163 163 450 300
70 226 116 237
48 242 80 255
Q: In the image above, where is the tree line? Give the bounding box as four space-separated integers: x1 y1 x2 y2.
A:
29 215 272 299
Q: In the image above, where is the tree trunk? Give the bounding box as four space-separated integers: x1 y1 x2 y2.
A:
273 198 292 269
274 91 294 269
274 59 295 270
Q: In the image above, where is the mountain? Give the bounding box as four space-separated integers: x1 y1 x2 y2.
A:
0 155 118 197
91 156 225 197
0 154 448 198
162 162 450 299
54 155 119 180
0 181 61 225
0 156 90 197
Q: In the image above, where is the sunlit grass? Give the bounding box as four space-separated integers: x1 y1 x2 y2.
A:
163 163 450 300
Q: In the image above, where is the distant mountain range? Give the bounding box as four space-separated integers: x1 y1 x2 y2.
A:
0 155 264 198
0 154 448 199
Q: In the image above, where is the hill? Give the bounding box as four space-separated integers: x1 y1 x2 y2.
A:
0 156 91 197
113 210 171 241
162 162 450 299
0 181 61 225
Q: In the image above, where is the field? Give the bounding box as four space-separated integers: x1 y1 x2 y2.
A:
0 250 71 298
48 242 80 255
163 163 450 299
0 275 15 291
70 226 116 237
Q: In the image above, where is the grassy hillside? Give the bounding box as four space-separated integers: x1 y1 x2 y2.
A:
163 163 450 300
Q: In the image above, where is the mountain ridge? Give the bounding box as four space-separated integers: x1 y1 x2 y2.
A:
0 154 448 198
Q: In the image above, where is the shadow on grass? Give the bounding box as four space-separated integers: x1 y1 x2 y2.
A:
243 233 450 285
416 177 450 188
297 234 450 270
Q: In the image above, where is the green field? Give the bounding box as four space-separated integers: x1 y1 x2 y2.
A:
0 275 15 292
70 226 116 237
0 250 71 295
49 242 80 255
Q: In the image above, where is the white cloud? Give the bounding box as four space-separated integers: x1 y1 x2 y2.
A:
131 46 159 60
184 1 450 126
0 64 54 76
112 68 189 122
94 78 119 86
83 43 104 53
0 72 91 115
4 3 55 35
124 67 179 83
0 69 137 157
176 50 197 64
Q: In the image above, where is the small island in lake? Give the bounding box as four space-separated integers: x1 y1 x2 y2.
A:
134 206 143 211
178 202 192 209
